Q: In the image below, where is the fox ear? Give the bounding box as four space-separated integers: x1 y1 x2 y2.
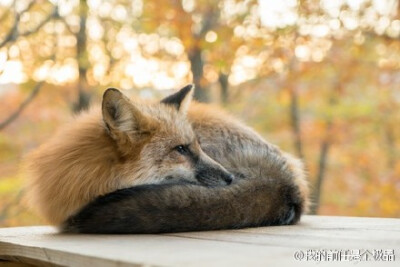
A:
102 88 155 139
161 84 194 114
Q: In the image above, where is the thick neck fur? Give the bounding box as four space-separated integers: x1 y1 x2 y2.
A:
25 106 157 225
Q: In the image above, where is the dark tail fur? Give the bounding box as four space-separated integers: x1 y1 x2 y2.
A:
62 176 303 234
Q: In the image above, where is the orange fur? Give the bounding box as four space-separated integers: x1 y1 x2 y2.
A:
25 88 228 225
25 87 309 225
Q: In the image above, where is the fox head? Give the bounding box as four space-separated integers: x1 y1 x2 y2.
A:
103 85 234 186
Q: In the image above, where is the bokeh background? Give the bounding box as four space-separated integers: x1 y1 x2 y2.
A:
0 0 399 227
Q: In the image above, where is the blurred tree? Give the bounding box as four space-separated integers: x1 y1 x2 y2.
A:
73 0 91 112
0 1 57 129
257 0 400 214
0 81 43 130
140 0 259 102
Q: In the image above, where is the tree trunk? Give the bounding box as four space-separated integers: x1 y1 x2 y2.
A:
188 46 209 102
384 125 396 169
310 91 337 214
289 88 304 159
309 121 332 214
218 72 229 104
73 0 90 113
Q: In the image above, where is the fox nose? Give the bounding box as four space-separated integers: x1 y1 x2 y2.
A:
224 173 234 185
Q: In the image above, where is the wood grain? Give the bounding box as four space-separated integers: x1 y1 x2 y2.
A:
0 216 399 267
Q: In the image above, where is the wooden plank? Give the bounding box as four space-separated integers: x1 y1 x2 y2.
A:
0 216 399 267
0 227 293 267
167 215 400 249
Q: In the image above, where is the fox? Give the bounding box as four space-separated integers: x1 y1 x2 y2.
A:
25 85 234 226
26 85 309 233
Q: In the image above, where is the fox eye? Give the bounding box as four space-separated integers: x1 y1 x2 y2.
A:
175 145 189 155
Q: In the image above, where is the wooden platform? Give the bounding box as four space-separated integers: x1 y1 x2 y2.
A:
0 215 399 267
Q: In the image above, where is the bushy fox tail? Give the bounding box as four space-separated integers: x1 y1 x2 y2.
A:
62 175 304 234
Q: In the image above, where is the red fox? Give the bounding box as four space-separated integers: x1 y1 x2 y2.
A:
26 85 309 233
26 85 233 226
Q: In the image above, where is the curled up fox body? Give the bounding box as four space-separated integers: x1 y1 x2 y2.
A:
25 85 309 233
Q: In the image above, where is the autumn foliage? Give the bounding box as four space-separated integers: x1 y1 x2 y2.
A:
0 0 399 226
